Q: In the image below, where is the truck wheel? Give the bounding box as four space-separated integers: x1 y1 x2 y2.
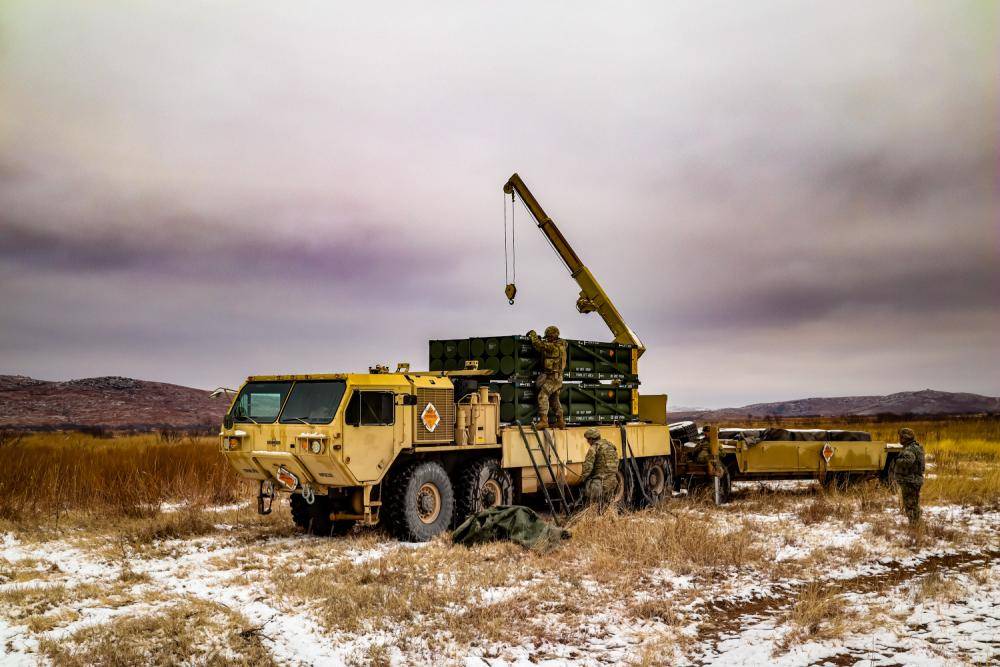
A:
454 458 513 526
290 493 311 530
611 465 635 509
639 457 672 506
290 494 355 537
385 461 455 542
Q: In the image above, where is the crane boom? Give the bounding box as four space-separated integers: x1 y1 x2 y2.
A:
503 172 645 356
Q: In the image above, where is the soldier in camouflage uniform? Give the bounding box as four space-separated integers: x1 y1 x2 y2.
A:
580 427 620 508
894 427 925 525
527 326 568 429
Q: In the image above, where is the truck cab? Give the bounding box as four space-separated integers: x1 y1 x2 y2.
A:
220 371 507 540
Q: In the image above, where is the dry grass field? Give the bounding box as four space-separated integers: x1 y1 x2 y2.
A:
0 418 997 665
0 432 248 523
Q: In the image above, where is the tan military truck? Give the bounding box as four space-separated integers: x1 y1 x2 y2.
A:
219 172 898 535
670 422 902 502
219 172 679 540
220 371 672 540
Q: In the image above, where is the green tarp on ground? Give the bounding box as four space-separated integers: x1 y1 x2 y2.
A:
452 505 570 551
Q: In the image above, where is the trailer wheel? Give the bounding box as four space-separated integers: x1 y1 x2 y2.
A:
717 466 733 504
454 458 513 526
290 494 355 537
639 457 672 506
880 457 898 490
385 461 455 542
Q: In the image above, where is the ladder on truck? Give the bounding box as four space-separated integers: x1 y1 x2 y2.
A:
619 424 651 508
515 422 576 523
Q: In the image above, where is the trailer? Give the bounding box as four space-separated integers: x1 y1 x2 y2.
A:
671 422 902 502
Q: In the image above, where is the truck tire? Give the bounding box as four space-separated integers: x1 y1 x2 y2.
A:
290 494 355 537
454 458 513 527
290 493 311 530
385 461 455 542
668 421 699 444
639 457 672 506
611 464 635 509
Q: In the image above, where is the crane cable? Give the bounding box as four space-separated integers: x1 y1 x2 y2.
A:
503 192 517 304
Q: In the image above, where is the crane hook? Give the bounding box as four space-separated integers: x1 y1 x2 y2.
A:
505 283 517 305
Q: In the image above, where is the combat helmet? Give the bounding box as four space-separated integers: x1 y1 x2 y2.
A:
584 427 601 440
544 325 560 338
898 427 915 443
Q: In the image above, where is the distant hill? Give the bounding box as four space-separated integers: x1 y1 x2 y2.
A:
671 389 1000 421
0 375 229 431
2 376 996 432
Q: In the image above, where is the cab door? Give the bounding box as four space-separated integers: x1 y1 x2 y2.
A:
342 390 397 482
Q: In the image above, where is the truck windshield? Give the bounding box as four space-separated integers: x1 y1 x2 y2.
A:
231 381 292 424
279 381 347 424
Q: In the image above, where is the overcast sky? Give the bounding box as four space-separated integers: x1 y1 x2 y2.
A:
1 1 997 408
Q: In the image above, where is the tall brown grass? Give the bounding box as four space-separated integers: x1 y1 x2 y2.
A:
0 433 247 523
1 417 994 527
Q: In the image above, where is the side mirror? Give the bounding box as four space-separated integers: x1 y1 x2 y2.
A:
223 414 234 430
399 394 418 406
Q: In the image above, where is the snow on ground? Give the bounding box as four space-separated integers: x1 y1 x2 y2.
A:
703 560 1000 666
1 494 997 665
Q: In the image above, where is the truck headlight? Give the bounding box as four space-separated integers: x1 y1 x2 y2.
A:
309 439 323 454
227 437 241 450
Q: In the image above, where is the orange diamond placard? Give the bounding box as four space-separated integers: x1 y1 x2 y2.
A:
821 443 835 463
421 402 441 433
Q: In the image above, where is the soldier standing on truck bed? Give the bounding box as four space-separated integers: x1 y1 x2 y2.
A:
894 427 925 526
527 326 568 429
580 428 620 509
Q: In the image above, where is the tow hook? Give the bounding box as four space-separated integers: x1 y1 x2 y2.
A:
301 484 316 505
257 479 275 515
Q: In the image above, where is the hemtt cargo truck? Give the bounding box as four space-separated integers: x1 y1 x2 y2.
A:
219 173 898 539
219 372 672 540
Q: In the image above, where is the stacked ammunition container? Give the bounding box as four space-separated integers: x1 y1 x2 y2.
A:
429 336 639 425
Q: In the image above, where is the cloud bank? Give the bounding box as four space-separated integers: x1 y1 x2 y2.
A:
0 0 996 407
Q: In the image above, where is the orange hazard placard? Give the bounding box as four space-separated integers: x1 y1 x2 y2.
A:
821 443 835 463
421 402 441 432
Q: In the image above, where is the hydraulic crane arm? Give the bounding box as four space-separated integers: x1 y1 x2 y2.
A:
503 172 645 356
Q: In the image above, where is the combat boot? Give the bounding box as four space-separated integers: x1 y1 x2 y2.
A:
554 418 566 429
536 418 550 430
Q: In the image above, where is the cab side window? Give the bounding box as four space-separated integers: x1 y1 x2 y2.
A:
345 391 395 426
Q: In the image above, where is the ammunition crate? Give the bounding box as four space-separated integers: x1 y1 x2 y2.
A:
488 381 638 424
429 335 638 382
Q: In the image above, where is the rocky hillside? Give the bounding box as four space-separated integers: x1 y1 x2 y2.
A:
0 375 229 431
672 389 1000 421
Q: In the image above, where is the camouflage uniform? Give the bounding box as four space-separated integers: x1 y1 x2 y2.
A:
580 428 619 506
894 428 925 525
528 326 567 429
